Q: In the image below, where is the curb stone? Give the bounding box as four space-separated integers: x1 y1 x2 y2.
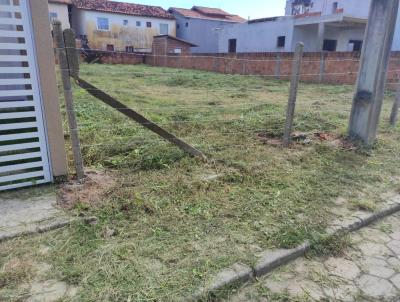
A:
0 216 97 243
186 200 400 301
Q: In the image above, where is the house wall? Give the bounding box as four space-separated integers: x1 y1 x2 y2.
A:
217 17 294 53
286 0 371 18
48 2 70 28
30 0 68 177
152 37 191 56
174 13 234 53
71 9 176 52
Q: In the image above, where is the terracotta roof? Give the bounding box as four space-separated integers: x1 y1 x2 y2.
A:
154 35 197 47
72 0 175 19
49 0 72 4
169 6 245 23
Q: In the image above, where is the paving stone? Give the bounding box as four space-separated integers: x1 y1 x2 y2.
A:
359 257 396 279
358 242 393 259
323 284 359 302
390 273 400 290
360 228 392 244
356 275 397 299
351 232 364 244
286 279 326 300
390 231 400 241
387 257 400 271
387 240 400 255
263 273 294 294
324 257 361 280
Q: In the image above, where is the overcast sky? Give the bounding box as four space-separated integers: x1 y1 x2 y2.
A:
123 0 287 20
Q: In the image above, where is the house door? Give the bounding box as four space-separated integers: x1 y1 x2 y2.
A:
0 0 52 190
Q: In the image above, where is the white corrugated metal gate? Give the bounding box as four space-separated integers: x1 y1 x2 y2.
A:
0 0 52 190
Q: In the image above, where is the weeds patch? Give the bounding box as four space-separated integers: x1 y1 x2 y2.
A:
2 64 400 300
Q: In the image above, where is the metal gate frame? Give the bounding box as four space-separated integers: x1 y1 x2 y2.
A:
0 0 52 190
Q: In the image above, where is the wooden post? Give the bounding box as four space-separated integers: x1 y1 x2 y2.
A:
390 83 400 126
53 21 85 181
283 42 304 147
348 0 399 145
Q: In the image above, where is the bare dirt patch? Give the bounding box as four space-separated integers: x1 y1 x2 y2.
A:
257 131 356 150
57 169 116 209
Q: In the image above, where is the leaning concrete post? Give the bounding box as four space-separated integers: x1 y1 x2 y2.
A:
348 0 399 145
390 83 400 126
283 42 304 147
53 21 85 181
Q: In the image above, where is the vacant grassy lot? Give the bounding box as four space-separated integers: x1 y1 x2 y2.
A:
1 64 400 301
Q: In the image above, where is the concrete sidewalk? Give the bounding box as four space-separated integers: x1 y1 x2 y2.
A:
0 186 70 241
227 212 400 302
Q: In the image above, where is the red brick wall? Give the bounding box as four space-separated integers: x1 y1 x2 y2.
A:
79 50 145 64
72 50 400 89
144 51 400 89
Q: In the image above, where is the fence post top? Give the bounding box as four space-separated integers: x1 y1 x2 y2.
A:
52 19 61 26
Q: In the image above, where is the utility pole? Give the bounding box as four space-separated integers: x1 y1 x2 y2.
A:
348 0 399 146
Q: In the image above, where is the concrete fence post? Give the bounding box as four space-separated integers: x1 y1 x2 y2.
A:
275 53 281 79
319 51 326 83
390 83 400 126
283 42 304 147
348 0 400 145
52 21 85 181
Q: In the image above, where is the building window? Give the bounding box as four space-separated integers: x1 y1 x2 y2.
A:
228 39 237 53
177 24 180 30
136 21 141 27
277 36 286 48
349 40 363 51
146 22 152 28
49 12 58 22
106 44 114 52
160 23 169 35
332 2 338 13
126 46 134 53
123 20 128 26
185 22 189 27
323 39 337 51
97 17 109 30
174 48 182 54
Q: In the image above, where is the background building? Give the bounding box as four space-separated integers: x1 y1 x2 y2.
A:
70 0 176 52
169 6 245 53
218 0 400 53
48 0 72 28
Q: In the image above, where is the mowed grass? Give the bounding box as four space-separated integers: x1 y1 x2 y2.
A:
2 64 400 301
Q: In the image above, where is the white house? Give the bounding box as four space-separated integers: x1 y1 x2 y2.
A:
48 0 71 28
70 0 176 52
169 6 245 53
218 0 400 53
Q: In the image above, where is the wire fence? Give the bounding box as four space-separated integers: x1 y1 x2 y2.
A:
53 45 400 173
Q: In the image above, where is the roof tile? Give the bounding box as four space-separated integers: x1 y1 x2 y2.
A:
72 0 175 19
169 6 245 23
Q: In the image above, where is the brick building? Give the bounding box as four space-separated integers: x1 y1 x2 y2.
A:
152 35 197 56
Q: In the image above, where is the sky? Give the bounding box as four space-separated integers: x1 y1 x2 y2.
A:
123 0 287 20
